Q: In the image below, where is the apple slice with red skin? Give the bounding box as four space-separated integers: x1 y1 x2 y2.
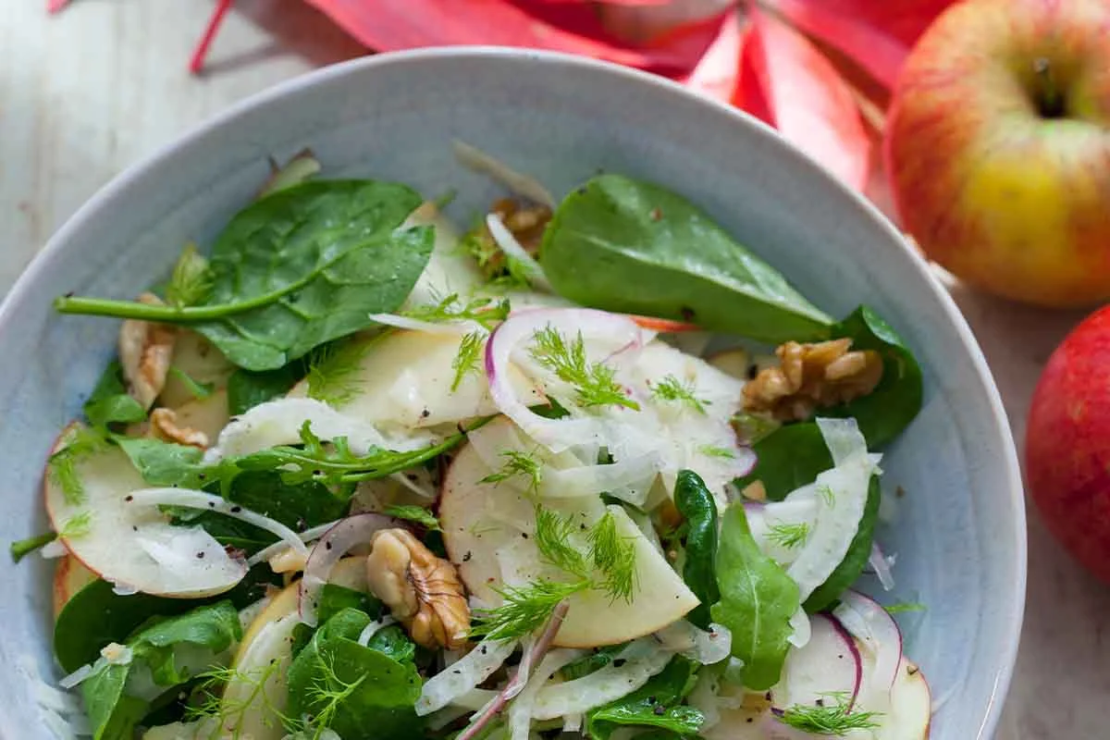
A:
52 555 97 619
439 421 700 648
44 421 247 598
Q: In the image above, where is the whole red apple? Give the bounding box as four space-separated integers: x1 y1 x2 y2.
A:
884 0 1110 307
1027 306 1110 583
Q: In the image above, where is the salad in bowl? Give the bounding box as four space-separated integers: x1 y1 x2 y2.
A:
15 144 930 740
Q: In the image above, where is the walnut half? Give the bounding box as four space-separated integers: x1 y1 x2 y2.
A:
118 293 176 410
741 339 883 422
365 528 470 650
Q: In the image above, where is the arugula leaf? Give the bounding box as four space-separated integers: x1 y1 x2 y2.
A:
384 505 442 532
226 362 307 415
53 568 280 673
711 503 800 691
804 476 881 613
80 601 242 740
166 365 214 400
84 360 146 429
286 608 423 740
55 180 434 371
585 655 703 739
541 174 832 344
674 470 720 630
735 306 922 501
560 644 627 681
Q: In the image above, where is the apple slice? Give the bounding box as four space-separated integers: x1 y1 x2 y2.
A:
52 555 97 619
287 329 542 430
877 658 932 740
44 422 247 598
401 201 486 310
702 689 772 740
218 557 367 739
440 431 700 648
158 330 234 409
169 388 231 443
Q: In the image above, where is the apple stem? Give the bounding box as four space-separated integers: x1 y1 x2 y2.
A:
1034 58 1066 118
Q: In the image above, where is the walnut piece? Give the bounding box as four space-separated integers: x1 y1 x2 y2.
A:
149 408 209 449
365 528 470 650
741 339 883 422
469 198 552 278
118 293 176 410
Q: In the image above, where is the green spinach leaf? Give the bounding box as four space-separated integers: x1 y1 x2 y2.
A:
80 601 241 740
540 175 832 344
585 655 703 739
711 504 799 691
55 180 434 371
317 584 382 625
673 470 719 630
286 607 423 739
54 567 278 673
804 476 881 613
226 361 307 415
735 306 921 501
364 625 417 665
560 644 627 681
84 360 146 429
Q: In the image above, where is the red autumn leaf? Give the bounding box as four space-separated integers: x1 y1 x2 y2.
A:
761 0 956 89
684 10 746 104
301 0 711 72
736 8 870 189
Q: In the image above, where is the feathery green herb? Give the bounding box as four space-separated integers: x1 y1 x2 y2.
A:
402 293 510 331
651 374 709 414
775 694 881 736
587 511 638 602
59 511 93 539
534 506 590 577
698 444 735 459
470 580 583 642
480 448 544 492
302 652 368 739
766 521 810 550
529 326 640 410
48 427 110 505
306 335 381 407
451 331 485 392
883 601 927 615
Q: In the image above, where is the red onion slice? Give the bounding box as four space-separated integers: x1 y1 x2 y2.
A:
833 589 904 695
771 613 862 712
298 513 400 627
485 308 645 453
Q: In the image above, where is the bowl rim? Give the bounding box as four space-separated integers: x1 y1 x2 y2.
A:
0 45 1026 738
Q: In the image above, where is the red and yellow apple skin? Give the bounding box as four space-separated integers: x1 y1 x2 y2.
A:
1027 306 1110 583
884 0 1110 307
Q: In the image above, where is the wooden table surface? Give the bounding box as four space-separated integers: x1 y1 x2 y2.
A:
3 2 1107 738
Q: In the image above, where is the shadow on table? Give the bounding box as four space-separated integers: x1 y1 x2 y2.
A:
200 0 367 77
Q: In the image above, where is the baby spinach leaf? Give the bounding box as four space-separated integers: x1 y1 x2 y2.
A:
585 655 703 739
286 608 423 739
674 470 720 630
541 175 832 344
365 625 417 665
711 504 800 691
736 423 831 503
317 584 382 625
84 360 146 429
54 568 278 673
226 361 306 415
735 305 922 501
80 601 241 740
55 180 435 371
804 476 881 613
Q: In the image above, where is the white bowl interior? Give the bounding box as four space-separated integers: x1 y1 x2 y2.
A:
0 48 1024 739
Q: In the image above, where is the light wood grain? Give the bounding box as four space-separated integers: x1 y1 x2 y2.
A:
2 2 1104 738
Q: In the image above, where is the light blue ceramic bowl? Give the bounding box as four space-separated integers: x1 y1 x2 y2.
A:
0 48 1024 739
